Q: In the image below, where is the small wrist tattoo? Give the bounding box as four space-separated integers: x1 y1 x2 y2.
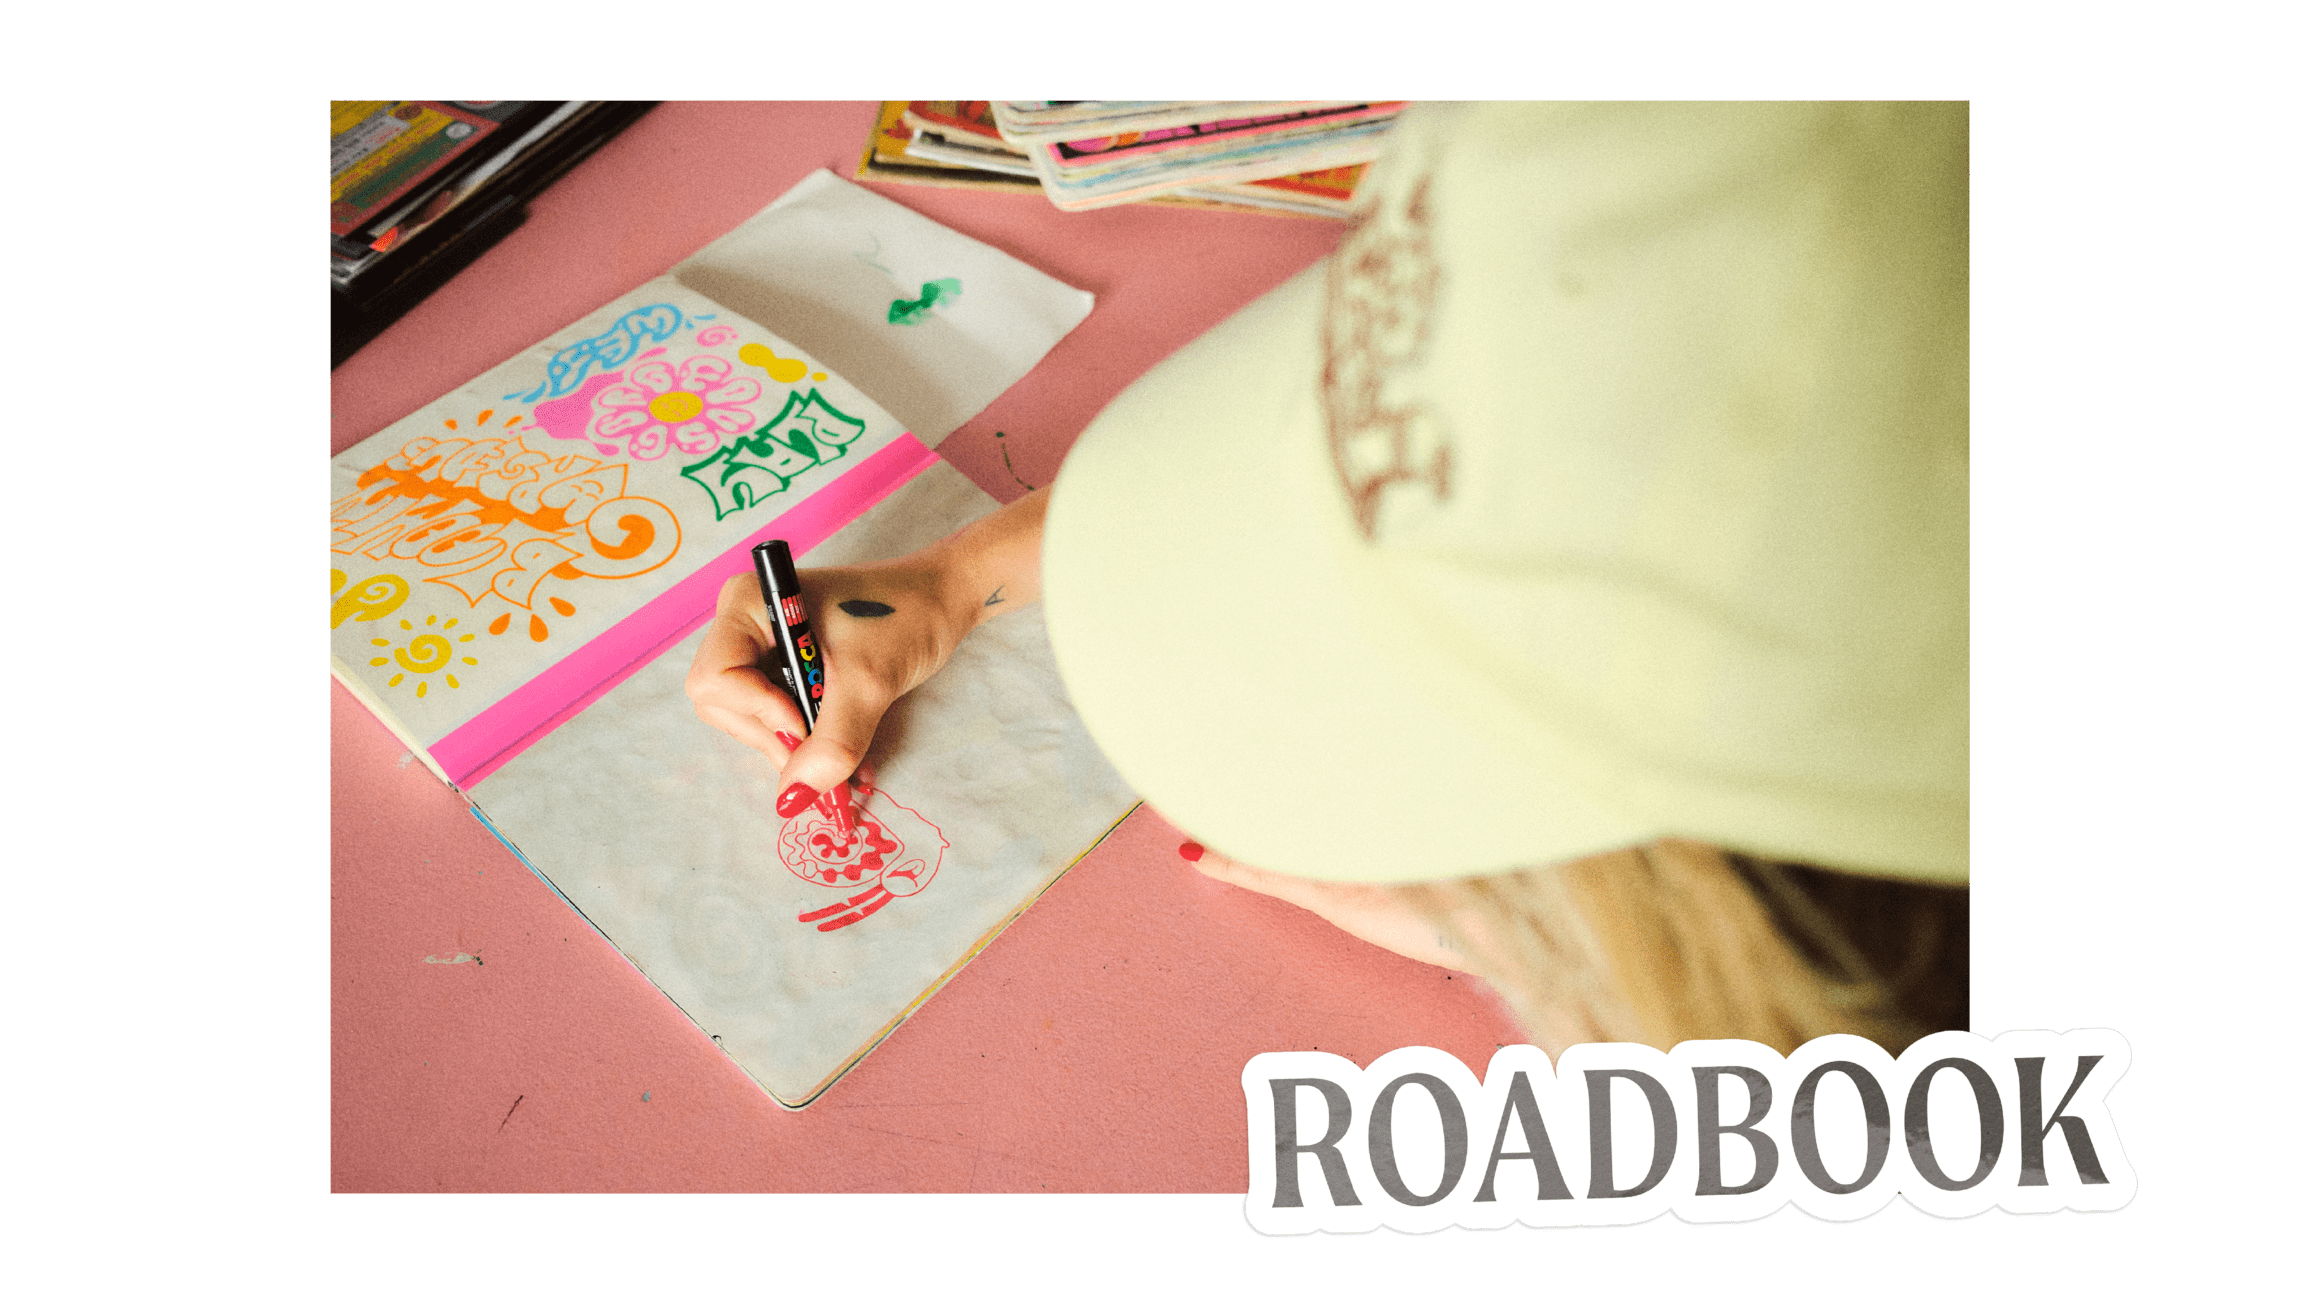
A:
839 599 895 618
983 585 1006 608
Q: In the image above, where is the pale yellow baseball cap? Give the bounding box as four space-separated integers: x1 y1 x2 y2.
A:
1043 102 1968 885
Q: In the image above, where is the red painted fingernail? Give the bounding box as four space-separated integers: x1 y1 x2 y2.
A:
774 730 801 751
776 783 820 818
1178 841 1205 862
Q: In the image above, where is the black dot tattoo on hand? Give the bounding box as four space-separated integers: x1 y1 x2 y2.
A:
839 600 895 618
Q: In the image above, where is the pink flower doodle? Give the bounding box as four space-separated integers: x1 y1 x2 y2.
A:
588 355 763 460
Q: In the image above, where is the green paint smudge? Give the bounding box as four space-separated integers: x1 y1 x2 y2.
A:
887 278 963 325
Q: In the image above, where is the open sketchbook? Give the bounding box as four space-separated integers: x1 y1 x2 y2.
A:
331 177 1136 1106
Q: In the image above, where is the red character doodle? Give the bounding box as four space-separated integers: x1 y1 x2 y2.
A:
778 787 949 932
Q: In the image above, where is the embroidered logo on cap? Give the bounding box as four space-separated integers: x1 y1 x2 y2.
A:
1319 172 1452 542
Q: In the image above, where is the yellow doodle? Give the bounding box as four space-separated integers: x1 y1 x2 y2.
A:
738 343 811 383
332 571 409 628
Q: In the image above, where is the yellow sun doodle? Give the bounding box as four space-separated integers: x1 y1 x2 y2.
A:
367 614 480 698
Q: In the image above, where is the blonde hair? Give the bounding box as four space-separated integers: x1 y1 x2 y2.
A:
1403 839 1962 1056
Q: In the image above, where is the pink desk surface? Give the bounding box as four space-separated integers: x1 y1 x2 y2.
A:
331 101 1523 1193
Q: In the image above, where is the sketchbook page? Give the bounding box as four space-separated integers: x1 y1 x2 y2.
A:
468 463 1139 1107
671 169 1094 447
330 275 935 786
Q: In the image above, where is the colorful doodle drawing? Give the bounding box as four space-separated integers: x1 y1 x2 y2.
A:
736 343 810 383
778 788 949 932
678 390 869 521
589 355 764 460
331 570 410 627
505 303 716 404
363 613 480 699
886 278 962 325
487 593 578 644
694 324 738 347
532 372 625 445
441 408 522 432
530 355 764 459
332 433 683 637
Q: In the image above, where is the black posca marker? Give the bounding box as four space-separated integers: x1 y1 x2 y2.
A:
751 539 823 732
752 540 857 839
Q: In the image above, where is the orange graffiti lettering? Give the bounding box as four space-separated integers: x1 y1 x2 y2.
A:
335 431 686 629
591 514 653 560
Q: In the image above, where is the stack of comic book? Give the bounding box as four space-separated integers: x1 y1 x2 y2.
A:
857 101 1385 218
331 101 655 365
995 101 1402 211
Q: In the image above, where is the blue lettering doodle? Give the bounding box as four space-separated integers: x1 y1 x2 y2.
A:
508 304 688 403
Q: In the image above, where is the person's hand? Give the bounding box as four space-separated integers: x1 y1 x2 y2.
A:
684 489 1050 819
1184 844 1484 975
686 555 972 815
